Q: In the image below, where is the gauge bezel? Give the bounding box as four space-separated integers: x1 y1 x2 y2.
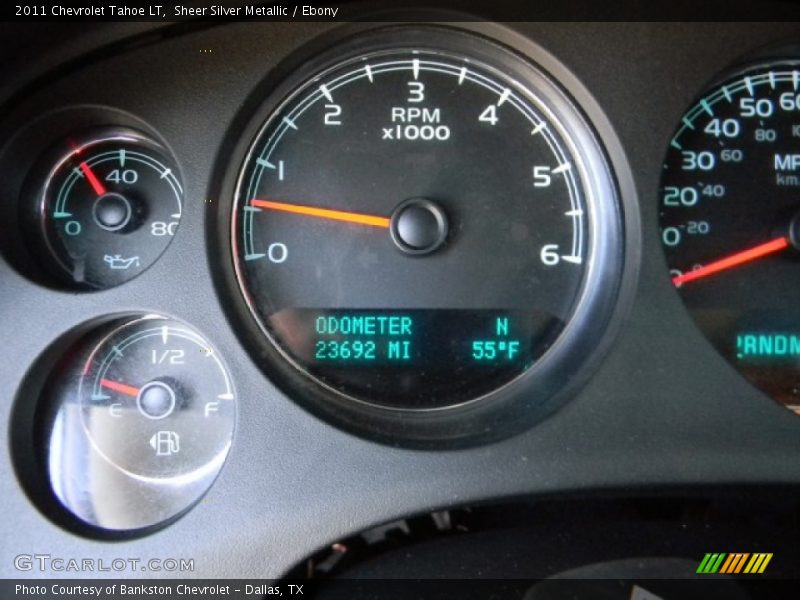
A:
27 126 184 290
658 54 800 418
233 44 593 413
214 23 636 447
12 313 237 536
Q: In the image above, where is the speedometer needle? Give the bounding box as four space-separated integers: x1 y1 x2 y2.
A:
250 199 390 228
79 161 107 197
100 378 140 397
672 236 790 286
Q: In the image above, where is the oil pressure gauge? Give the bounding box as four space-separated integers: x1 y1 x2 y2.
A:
41 315 235 533
25 127 183 289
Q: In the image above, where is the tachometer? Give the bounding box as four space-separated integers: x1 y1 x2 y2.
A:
660 59 800 416
229 27 625 443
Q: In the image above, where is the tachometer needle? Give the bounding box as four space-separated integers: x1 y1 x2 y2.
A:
672 236 790 286
250 199 390 228
79 161 107 196
100 378 140 397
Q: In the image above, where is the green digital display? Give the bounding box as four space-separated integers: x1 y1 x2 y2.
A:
314 315 414 337
314 314 414 362
471 317 522 362
265 308 559 410
310 314 526 364
736 332 800 360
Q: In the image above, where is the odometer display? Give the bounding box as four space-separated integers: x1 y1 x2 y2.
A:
231 28 622 432
660 60 800 416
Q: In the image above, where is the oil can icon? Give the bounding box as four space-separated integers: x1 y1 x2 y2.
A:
104 254 141 270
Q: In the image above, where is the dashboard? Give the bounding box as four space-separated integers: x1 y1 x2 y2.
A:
1 9 800 592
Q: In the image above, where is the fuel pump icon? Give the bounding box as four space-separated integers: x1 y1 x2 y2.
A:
150 431 180 456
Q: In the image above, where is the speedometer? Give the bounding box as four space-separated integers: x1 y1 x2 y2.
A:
660 59 800 416
227 27 626 443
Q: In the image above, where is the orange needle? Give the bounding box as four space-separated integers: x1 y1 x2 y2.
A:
673 236 790 286
79 161 107 196
100 378 140 397
250 199 390 228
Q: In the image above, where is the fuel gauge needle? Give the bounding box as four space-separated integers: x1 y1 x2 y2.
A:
250 198 390 228
672 236 790 286
79 161 107 196
100 378 140 397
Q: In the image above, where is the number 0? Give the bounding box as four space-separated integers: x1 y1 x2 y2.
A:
268 243 288 263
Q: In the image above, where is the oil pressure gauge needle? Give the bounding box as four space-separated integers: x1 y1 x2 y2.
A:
79 161 107 196
672 236 790 286
250 199 390 228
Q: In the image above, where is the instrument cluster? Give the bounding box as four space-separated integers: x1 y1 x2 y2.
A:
0 20 797 552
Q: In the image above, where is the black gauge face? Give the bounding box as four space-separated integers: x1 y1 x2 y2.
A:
31 128 183 289
232 29 622 425
660 61 800 416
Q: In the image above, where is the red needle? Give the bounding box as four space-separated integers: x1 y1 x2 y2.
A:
672 236 790 286
250 199 390 228
79 161 107 196
100 378 140 397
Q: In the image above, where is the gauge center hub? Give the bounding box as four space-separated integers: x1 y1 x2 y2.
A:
788 212 800 251
92 192 132 232
390 198 448 256
136 380 176 420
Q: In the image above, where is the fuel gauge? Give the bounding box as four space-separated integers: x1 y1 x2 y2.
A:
26 127 183 289
43 315 235 532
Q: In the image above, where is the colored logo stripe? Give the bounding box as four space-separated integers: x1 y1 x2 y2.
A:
719 553 749 574
697 552 773 574
697 553 726 573
744 553 773 574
